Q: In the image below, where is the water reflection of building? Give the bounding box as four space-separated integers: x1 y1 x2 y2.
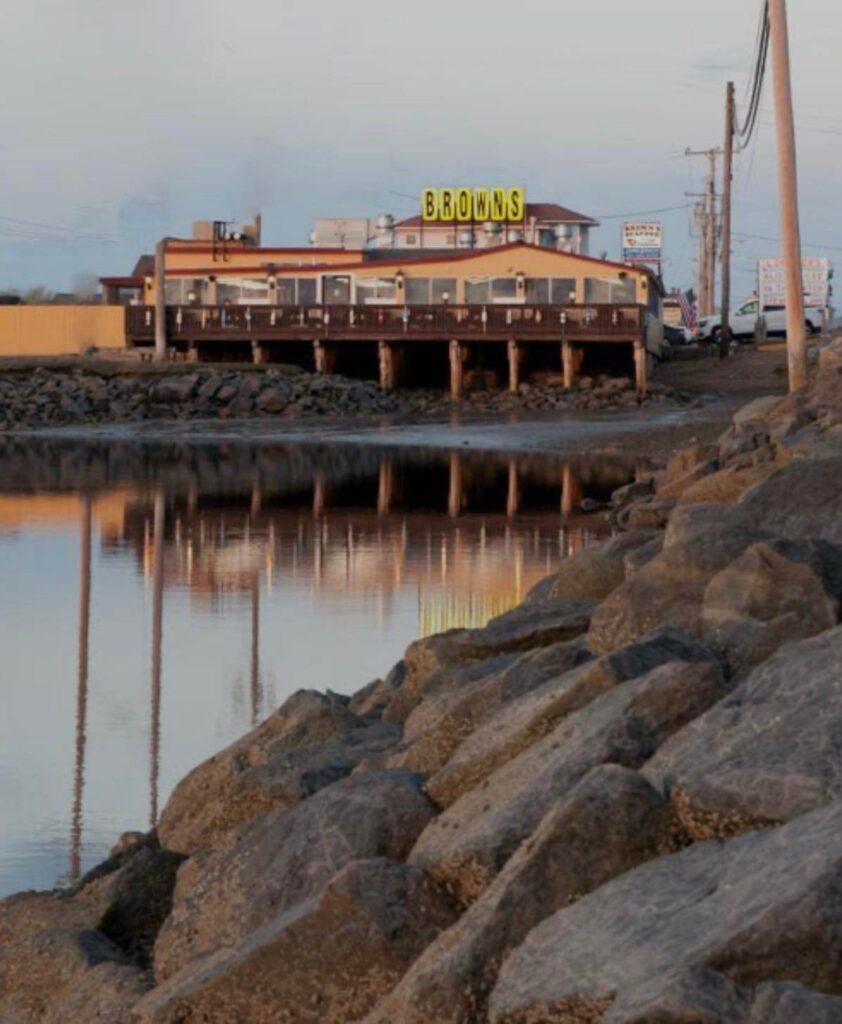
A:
0 445 639 883
110 454 634 635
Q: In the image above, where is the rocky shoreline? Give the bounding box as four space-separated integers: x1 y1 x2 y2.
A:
0 364 690 431
3 344 842 1022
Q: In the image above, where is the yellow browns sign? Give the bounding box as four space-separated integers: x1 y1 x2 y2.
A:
421 187 526 223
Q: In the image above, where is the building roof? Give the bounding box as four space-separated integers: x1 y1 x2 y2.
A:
164 241 653 281
394 203 598 229
132 255 155 277
100 276 145 288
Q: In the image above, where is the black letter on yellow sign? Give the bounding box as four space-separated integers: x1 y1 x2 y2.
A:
473 189 491 222
507 187 525 223
491 188 507 222
455 188 473 222
440 189 456 221
422 188 438 222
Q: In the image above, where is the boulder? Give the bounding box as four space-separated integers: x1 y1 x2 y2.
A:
427 627 718 809
385 600 595 724
644 626 842 839
663 444 719 484
587 523 770 654
155 769 436 977
488 801 842 1023
522 532 661 606
0 928 149 1024
700 540 839 675
731 394 782 427
675 463 776 506
748 981 842 1023
362 767 672 1024
410 659 727 905
136 859 457 1024
158 690 398 854
0 840 183 968
738 454 842 544
388 639 591 776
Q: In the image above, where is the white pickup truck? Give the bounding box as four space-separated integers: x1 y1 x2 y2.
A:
695 299 823 342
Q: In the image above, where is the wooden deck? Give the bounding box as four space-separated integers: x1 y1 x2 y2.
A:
125 303 652 391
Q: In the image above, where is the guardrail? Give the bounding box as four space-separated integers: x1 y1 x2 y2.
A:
126 303 645 342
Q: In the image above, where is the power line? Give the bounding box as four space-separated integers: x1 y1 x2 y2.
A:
596 202 694 220
735 0 770 151
734 230 842 253
0 214 116 241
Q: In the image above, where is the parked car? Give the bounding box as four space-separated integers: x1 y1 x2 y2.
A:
695 300 823 343
663 323 691 347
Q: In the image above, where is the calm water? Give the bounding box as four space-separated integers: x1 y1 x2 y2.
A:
0 436 639 897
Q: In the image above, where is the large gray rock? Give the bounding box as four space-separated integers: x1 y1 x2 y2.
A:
385 600 595 724
523 532 660 605
0 928 149 1023
410 659 727 905
739 454 842 544
158 690 397 854
701 540 839 675
488 801 842 1023
748 981 842 1023
136 859 457 1024
587 524 771 654
0 839 183 968
644 626 842 839
155 769 436 977
427 627 717 809
362 767 673 1024
388 639 591 776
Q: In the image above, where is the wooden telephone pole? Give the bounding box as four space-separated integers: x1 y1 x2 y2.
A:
768 0 807 390
720 82 736 359
154 238 168 363
685 148 722 317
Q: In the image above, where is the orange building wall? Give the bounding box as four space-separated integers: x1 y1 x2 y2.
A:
0 306 126 356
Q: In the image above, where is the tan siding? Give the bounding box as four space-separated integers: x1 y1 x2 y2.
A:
0 306 126 356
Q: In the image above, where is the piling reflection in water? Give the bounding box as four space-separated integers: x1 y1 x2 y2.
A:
0 438 642 893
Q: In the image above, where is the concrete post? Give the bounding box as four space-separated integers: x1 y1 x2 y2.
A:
506 461 520 518
634 341 648 394
562 464 582 517
377 462 394 516
448 452 463 518
507 340 521 392
251 341 267 365
154 238 168 363
378 341 396 391
449 340 464 400
562 340 575 390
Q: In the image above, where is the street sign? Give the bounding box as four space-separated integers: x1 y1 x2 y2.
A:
622 222 663 263
758 257 833 310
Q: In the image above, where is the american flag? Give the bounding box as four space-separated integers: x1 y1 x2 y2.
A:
673 289 697 330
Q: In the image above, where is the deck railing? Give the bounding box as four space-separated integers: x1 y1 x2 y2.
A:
126 303 645 342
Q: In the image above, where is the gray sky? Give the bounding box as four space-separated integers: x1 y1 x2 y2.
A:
1 0 840 300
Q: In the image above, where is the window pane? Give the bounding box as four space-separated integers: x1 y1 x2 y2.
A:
584 278 612 303
376 279 396 300
465 280 491 304
491 278 517 299
298 279 317 305
526 278 549 303
276 279 296 304
356 281 377 304
406 278 430 304
551 278 577 304
612 278 636 303
431 278 456 304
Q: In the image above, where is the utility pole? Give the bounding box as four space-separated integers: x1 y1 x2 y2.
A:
685 147 722 317
768 0 807 390
720 82 736 359
154 238 168 363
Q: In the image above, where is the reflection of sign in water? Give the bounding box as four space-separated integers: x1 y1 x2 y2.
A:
422 187 526 223
758 257 833 309
622 222 663 263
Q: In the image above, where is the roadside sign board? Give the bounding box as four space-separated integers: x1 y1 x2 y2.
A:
622 222 663 263
758 257 833 309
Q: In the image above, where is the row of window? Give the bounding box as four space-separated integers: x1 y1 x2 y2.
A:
165 275 638 306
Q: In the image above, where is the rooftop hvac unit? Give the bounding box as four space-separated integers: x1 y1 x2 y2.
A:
376 213 395 233
483 221 503 236
458 230 474 246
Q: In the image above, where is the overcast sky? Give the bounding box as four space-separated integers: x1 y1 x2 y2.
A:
1 0 840 300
